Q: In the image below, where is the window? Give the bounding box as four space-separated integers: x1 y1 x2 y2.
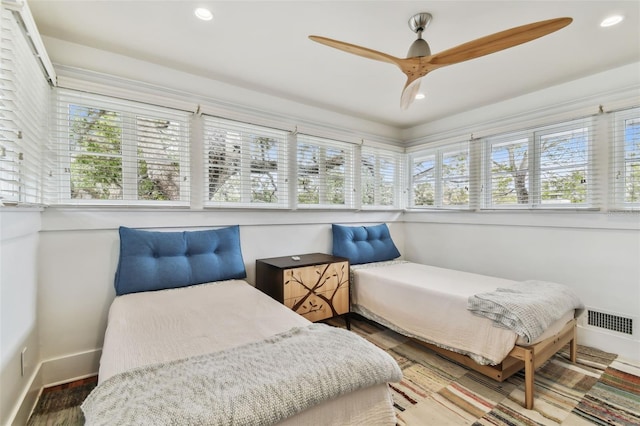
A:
482 118 594 209
203 116 288 207
409 141 470 209
0 7 51 206
612 107 640 210
296 134 353 208
51 89 190 205
361 146 404 209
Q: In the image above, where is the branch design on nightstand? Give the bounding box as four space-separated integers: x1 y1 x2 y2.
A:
286 263 349 317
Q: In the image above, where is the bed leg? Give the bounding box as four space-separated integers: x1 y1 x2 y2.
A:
570 332 577 363
523 350 534 410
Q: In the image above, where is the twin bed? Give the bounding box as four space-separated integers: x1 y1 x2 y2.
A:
332 223 584 410
82 226 401 425
83 222 584 424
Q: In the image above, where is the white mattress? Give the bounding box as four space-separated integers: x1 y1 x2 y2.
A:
99 279 396 425
352 262 574 365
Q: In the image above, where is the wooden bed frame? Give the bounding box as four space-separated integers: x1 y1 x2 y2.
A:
413 318 577 409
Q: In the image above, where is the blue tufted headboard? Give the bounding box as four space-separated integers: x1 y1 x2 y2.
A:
114 225 247 296
331 223 401 265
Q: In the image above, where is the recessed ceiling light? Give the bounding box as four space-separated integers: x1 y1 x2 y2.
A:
600 15 623 27
194 7 213 21
415 93 425 100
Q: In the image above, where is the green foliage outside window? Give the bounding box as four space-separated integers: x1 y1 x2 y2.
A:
69 108 122 199
69 106 182 201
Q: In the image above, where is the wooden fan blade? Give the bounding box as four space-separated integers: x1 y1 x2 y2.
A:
429 17 572 67
400 77 422 110
309 35 403 66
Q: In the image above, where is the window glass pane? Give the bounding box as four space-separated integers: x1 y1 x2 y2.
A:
297 143 320 204
361 152 375 205
490 138 529 205
137 116 183 201
412 154 435 206
377 156 395 206
361 147 402 208
204 117 287 207
623 117 640 203
297 136 350 207
206 128 242 203
325 146 346 204
54 89 190 205
250 136 279 203
539 127 588 204
69 106 123 199
442 148 469 206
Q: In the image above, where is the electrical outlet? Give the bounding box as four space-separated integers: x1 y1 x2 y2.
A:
21 347 27 377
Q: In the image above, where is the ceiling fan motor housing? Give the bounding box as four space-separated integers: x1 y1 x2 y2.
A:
407 38 431 58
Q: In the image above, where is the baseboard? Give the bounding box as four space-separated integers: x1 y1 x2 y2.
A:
8 349 101 425
577 324 639 362
40 349 101 386
8 362 42 426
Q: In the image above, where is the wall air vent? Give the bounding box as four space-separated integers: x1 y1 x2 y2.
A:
587 310 633 335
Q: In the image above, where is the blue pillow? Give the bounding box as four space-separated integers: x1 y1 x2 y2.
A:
114 225 246 296
332 223 401 265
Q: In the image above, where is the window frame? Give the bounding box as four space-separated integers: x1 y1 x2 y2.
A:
52 89 191 206
409 140 471 210
360 145 405 210
481 117 595 210
611 107 640 210
0 7 51 206
202 116 289 209
295 134 354 209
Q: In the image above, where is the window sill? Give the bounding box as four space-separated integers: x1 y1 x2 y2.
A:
403 209 640 230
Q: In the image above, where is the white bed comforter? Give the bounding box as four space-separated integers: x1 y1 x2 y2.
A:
351 262 575 365
95 280 399 425
83 323 401 426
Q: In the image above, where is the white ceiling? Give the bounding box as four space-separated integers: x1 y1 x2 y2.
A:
28 1 640 130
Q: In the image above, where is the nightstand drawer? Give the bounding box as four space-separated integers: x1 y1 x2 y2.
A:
284 285 349 321
283 261 348 299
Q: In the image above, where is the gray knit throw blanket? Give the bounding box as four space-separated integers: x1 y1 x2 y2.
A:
468 280 584 344
82 323 402 426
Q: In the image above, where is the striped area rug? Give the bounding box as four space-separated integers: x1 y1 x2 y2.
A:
345 316 640 426
27 317 640 425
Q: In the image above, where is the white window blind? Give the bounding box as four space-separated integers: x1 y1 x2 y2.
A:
51 89 190 206
203 116 289 208
409 140 471 209
482 117 596 209
0 7 50 206
611 107 640 210
361 146 404 209
296 134 353 208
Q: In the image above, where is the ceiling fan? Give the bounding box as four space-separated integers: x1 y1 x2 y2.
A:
309 13 572 110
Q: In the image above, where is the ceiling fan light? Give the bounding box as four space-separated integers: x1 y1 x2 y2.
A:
415 93 425 100
407 38 431 58
600 15 623 27
194 7 213 21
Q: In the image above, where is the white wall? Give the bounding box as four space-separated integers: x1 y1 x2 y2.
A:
403 215 640 361
0 210 42 426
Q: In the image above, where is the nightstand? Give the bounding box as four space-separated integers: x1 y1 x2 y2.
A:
255 253 350 327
